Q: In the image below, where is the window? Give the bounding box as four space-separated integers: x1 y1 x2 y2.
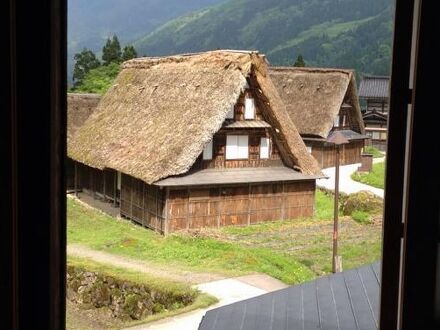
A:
307 146 312 153
333 115 340 127
226 135 248 159
226 104 234 119
244 97 255 119
372 131 380 140
260 137 270 159
203 139 213 160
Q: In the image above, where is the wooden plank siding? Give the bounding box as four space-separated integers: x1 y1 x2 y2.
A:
166 181 315 232
76 162 118 202
120 174 166 233
307 140 364 169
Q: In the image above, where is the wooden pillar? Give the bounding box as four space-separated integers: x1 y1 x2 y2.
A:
162 188 169 235
113 171 117 208
216 189 221 229
102 171 106 202
247 183 251 226
74 162 78 198
281 182 286 221
142 183 145 227
186 187 190 230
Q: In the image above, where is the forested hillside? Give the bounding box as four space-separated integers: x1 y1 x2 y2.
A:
134 0 393 75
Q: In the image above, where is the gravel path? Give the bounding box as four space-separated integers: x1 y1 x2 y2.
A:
317 157 385 197
67 244 225 284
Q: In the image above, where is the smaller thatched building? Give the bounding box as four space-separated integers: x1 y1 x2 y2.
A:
68 50 322 234
270 67 368 168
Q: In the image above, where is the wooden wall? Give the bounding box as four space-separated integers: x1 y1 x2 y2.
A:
120 174 166 233
166 181 315 232
191 88 285 170
308 140 364 168
193 129 283 170
76 162 117 202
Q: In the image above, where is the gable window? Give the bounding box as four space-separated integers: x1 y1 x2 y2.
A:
226 135 248 159
307 146 312 154
333 115 340 127
226 104 234 119
244 97 255 119
260 137 270 159
203 139 213 160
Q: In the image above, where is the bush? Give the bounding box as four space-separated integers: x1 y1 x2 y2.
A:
351 210 372 224
342 191 383 216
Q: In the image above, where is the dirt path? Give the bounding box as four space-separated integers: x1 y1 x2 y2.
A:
67 244 225 284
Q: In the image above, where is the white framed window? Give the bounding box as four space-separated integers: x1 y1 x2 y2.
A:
307 146 312 154
372 131 380 140
333 115 340 127
203 140 213 160
260 137 270 159
226 104 234 119
226 135 248 159
244 97 255 119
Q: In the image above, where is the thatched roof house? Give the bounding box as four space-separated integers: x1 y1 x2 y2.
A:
270 67 367 168
67 93 101 144
269 67 365 139
69 51 321 184
67 50 323 233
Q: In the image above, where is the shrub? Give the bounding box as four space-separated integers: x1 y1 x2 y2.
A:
342 191 383 216
351 210 372 224
363 146 384 158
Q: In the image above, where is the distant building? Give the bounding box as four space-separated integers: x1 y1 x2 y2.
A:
67 50 322 234
358 75 390 151
270 67 368 169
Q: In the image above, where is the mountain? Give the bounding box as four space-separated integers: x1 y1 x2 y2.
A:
68 0 225 83
134 0 394 76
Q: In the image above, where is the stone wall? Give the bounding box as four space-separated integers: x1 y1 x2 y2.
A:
66 265 196 320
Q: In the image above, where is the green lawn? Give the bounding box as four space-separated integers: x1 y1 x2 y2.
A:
68 198 315 284
68 188 382 280
351 161 386 189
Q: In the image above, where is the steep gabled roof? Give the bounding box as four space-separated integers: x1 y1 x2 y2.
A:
269 67 365 139
68 50 321 184
358 75 390 99
67 93 101 144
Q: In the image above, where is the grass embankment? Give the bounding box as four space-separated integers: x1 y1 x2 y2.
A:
363 146 384 158
68 198 315 284
351 161 385 189
66 256 216 329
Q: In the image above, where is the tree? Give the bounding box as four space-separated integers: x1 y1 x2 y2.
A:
102 35 122 65
293 54 306 67
72 48 100 86
121 45 138 62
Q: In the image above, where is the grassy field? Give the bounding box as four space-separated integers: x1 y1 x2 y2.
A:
66 256 216 330
68 189 382 282
351 161 385 189
68 198 315 284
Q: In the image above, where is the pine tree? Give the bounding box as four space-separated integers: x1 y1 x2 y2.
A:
102 35 122 65
293 54 306 67
121 45 138 62
72 48 100 86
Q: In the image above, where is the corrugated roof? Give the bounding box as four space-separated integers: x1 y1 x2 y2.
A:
154 166 321 187
358 76 390 99
223 120 271 128
199 261 381 330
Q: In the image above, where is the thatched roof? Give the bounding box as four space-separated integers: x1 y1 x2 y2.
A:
67 93 101 144
270 67 365 139
68 50 321 184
